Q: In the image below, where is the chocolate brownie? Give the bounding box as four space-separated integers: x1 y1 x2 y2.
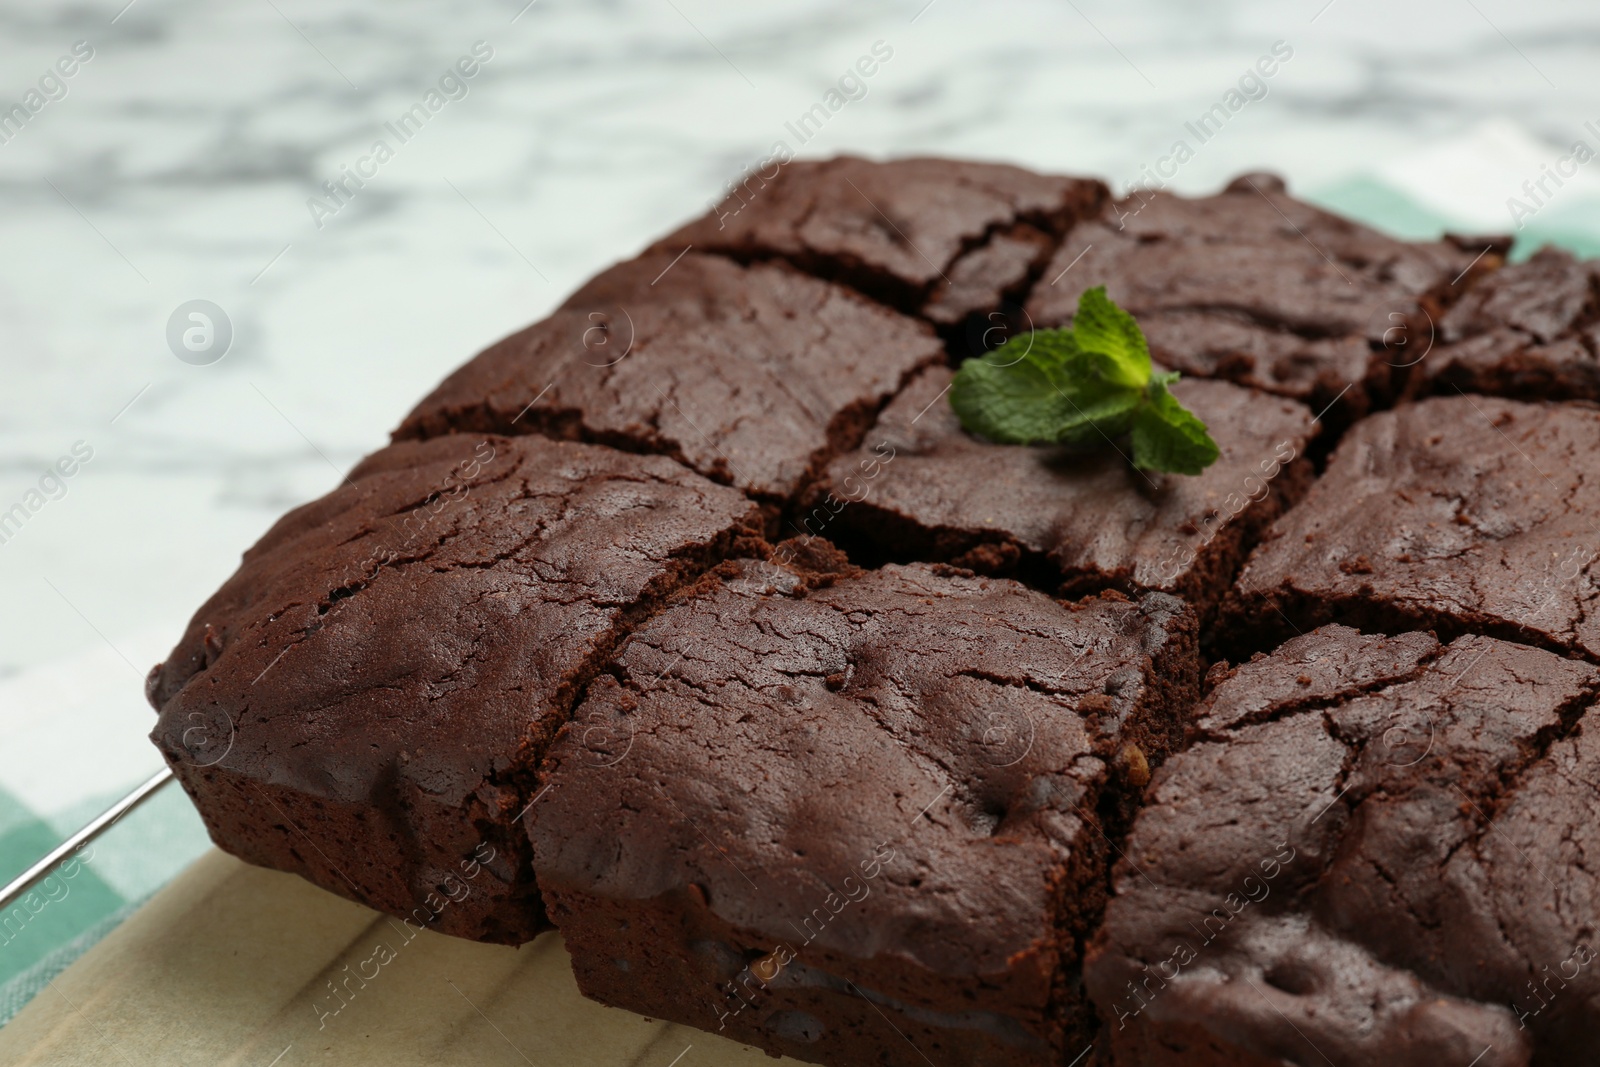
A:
397 252 944 504
147 433 763 944
654 155 1108 333
1028 174 1502 431
1221 394 1600 660
803 364 1316 619
142 153 1600 1066
1086 625 1600 1065
1424 246 1600 401
530 554 1199 1067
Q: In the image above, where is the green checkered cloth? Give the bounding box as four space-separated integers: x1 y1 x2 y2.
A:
0 776 210 1026
2 158 1596 1032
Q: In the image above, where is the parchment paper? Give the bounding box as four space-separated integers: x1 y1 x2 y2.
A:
0 849 790 1066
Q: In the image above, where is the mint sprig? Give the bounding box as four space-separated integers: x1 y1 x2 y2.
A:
949 287 1220 475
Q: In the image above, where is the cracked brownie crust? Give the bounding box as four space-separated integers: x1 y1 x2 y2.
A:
653 155 1108 331
531 555 1197 1067
1029 174 1498 431
806 365 1316 620
1087 625 1600 1066
1221 394 1600 661
1424 247 1600 402
147 433 764 943
397 251 945 504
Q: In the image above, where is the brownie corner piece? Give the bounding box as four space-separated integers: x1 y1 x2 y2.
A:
807 363 1316 621
146 433 764 945
1027 175 1502 430
1221 393 1600 661
654 155 1108 321
395 250 944 504
1085 624 1600 1064
1424 245 1600 402
529 557 1198 1066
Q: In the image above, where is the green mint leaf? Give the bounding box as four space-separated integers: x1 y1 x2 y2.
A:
1051 378 1143 445
1131 376 1221 475
1008 326 1084 371
1072 286 1151 390
948 290 1220 475
950 339 1086 444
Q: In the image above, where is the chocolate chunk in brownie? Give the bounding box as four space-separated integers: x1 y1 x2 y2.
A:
805 364 1316 620
1221 394 1600 660
1424 246 1600 401
1028 174 1502 430
147 434 763 944
530 557 1198 1067
396 252 944 505
1086 625 1600 1065
654 155 1107 324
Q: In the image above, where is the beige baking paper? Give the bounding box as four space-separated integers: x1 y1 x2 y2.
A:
0 849 794 1066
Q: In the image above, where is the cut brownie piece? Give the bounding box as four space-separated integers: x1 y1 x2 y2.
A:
1221 394 1600 660
654 155 1108 328
920 221 1057 331
1028 174 1502 430
1425 246 1600 401
1086 625 1600 1065
146 433 763 944
804 364 1316 620
530 555 1199 1067
396 252 945 505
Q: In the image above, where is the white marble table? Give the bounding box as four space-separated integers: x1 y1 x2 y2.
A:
2 0 1599 915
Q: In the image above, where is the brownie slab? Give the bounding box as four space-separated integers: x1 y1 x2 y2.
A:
140 152 1600 1066
1028 174 1499 429
147 433 763 944
1425 246 1600 401
1086 625 1600 1065
805 365 1316 619
1222 394 1600 660
654 155 1107 328
397 252 944 504
530 556 1199 1067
